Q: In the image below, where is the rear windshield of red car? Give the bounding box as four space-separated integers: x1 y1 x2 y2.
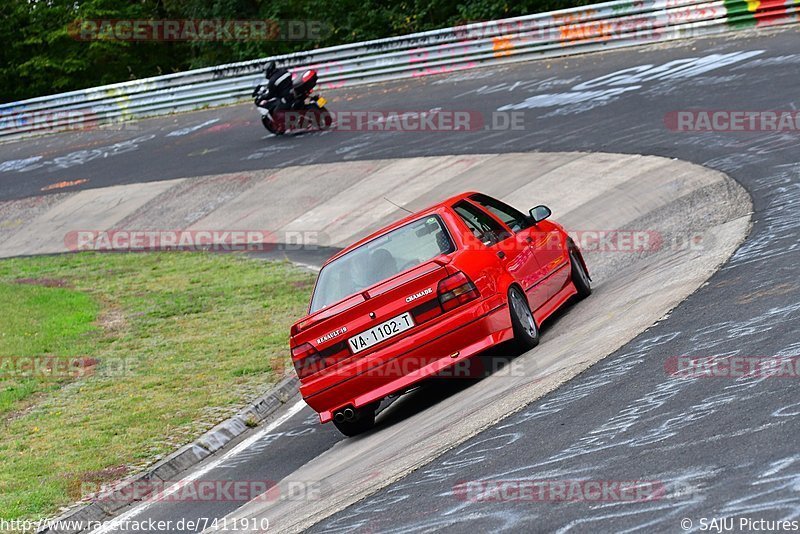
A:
310 215 455 312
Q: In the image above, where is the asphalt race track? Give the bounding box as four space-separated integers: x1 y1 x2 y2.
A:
13 150 742 533
3 25 799 534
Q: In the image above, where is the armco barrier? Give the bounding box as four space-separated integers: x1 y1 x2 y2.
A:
1 0 797 140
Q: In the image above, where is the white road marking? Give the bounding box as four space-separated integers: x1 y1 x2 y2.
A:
0 156 42 172
166 119 220 137
89 399 307 533
498 51 764 114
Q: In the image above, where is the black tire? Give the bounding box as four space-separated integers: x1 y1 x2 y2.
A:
299 104 332 130
508 286 539 351
570 248 592 299
317 106 333 130
332 404 377 437
261 115 283 135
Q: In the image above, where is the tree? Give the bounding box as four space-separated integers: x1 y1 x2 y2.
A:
1 0 592 103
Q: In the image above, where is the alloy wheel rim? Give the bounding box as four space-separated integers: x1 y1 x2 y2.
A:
512 291 536 337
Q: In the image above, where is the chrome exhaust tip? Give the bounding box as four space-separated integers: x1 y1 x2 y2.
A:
343 407 355 421
334 411 346 423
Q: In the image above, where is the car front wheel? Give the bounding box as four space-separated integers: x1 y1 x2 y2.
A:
570 248 592 299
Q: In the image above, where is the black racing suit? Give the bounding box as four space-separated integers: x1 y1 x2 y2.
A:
253 67 294 111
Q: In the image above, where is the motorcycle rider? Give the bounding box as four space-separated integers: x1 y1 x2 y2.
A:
253 61 294 111
252 61 328 134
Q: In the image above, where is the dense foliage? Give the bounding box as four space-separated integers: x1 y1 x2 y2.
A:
1 0 591 103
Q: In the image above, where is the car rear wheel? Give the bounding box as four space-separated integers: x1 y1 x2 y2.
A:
509 286 539 351
332 404 377 437
570 249 592 299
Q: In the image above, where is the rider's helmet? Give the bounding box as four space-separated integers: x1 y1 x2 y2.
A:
264 61 277 79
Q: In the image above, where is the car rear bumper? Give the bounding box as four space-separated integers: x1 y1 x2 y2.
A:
300 298 512 423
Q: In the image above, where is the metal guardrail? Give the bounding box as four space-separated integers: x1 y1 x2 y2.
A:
1 0 797 139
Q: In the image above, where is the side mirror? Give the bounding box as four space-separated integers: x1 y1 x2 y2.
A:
529 205 551 224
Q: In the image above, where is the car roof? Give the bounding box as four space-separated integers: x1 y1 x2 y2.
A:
322 191 479 266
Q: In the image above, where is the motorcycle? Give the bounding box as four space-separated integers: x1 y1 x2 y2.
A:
252 69 332 135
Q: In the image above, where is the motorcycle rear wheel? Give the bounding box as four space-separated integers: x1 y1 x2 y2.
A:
316 106 333 130
261 115 284 135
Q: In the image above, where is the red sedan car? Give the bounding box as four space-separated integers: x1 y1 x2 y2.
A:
290 192 591 436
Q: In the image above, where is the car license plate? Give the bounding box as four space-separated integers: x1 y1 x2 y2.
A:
316 97 327 107
348 312 414 354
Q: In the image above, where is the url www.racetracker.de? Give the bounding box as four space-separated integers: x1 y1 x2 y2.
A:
0 517 271 533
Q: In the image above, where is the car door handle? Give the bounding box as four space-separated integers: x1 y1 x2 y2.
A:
525 236 533 244
497 251 506 259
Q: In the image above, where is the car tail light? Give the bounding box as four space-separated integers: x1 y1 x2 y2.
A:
321 342 351 367
437 271 479 312
411 298 443 324
291 342 325 379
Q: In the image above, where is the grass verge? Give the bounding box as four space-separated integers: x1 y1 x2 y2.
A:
0 252 314 520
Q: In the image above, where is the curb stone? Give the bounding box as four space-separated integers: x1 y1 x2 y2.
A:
38 375 300 534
